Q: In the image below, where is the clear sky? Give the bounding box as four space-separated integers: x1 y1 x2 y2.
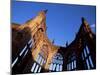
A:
12 1 96 47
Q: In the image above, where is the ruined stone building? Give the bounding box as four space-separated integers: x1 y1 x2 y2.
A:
12 10 96 74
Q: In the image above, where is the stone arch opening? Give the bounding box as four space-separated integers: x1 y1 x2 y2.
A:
49 53 63 72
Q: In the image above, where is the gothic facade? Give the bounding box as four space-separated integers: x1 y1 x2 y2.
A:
12 10 96 74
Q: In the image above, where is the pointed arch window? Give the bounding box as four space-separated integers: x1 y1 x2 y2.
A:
49 53 63 72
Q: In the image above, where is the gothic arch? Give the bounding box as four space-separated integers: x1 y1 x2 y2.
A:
49 52 63 72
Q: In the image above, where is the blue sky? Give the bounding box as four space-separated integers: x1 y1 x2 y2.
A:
12 1 96 47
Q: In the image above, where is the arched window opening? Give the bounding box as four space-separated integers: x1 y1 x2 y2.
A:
49 53 63 72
